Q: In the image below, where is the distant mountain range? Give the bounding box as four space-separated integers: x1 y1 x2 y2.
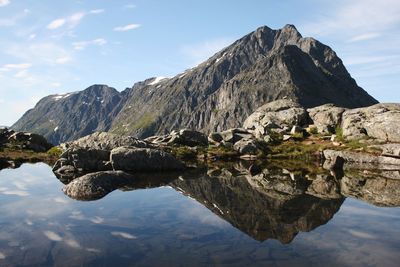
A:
12 24 377 144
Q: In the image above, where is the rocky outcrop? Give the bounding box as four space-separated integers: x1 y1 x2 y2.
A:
243 100 309 137
323 149 400 166
62 171 136 201
13 25 377 143
145 129 208 147
307 104 346 134
110 147 185 172
0 127 53 152
342 103 400 142
61 131 150 150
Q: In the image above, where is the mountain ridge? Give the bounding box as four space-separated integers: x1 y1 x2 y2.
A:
12 24 378 144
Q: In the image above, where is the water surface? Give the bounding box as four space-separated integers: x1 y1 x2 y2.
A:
0 163 399 267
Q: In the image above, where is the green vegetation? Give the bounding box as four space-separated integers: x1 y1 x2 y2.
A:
0 147 59 165
335 126 344 141
47 146 63 157
131 113 155 131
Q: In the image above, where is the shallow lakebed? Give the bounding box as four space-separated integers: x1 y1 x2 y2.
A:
0 163 399 267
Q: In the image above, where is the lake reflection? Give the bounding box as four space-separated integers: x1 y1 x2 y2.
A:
0 163 399 267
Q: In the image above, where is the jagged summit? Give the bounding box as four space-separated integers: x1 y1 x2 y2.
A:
13 24 378 144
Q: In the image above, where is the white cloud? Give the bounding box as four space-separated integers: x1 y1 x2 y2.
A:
181 38 233 66
47 18 66 30
348 33 381 43
46 12 86 30
0 63 32 72
5 42 71 65
0 10 29 27
28 33 36 40
72 38 107 50
0 0 10 7
89 9 104 14
113 24 141 32
68 12 85 27
124 4 136 9
51 82 62 88
302 0 400 37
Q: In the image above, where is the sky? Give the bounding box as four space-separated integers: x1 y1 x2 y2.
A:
0 0 399 126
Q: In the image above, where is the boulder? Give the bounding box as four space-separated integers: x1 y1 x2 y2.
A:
233 139 259 155
169 129 208 147
307 175 342 199
63 171 135 201
147 129 208 147
379 143 400 158
290 126 303 135
7 131 53 152
110 147 185 171
323 149 400 167
53 147 112 174
307 104 346 134
243 100 309 138
342 103 400 142
61 132 150 151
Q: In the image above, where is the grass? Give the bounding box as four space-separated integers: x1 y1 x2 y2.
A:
0 147 59 166
131 113 155 131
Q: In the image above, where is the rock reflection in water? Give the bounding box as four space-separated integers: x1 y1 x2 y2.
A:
170 165 344 244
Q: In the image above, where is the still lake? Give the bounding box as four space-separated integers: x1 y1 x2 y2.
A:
0 162 399 267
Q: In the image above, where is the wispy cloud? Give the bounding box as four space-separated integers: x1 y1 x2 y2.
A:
0 63 32 71
348 33 381 43
47 18 66 30
181 38 233 66
113 24 140 32
46 12 86 30
72 38 107 50
302 0 400 37
0 0 10 7
89 9 105 14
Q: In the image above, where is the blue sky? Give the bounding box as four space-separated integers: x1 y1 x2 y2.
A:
0 0 399 126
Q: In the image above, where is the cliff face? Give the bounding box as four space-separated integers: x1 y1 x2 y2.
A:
13 24 377 144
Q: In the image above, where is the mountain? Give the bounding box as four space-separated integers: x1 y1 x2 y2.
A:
13 24 378 144
12 85 129 144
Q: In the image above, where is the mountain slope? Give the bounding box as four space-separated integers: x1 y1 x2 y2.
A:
13 24 378 144
12 85 129 144
110 24 377 136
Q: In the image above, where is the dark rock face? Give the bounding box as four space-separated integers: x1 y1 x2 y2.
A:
0 127 53 152
12 85 129 145
13 25 377 143
110 147 185 172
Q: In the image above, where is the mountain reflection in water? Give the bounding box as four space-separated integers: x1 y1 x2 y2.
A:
0 162 399 267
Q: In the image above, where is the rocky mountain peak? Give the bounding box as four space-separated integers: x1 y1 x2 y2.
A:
12 24 378 144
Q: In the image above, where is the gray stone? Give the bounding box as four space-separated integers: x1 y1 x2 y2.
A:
233 139 259 155
53 147 111 173
62 132 150 151
307 104 346 134
342 103 400 142
323 149 400 166
243 100 309 138
110 146 185 171
63 171 135 201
